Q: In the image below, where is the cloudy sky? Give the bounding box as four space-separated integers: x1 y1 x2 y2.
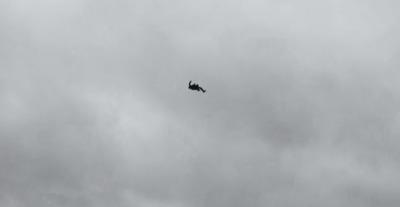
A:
1 0 400 206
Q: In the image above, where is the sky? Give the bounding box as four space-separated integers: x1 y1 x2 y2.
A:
1 0 400 206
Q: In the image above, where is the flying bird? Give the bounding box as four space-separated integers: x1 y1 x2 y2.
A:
188 80 206 93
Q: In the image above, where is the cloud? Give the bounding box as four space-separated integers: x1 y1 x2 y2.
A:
1 0 400 206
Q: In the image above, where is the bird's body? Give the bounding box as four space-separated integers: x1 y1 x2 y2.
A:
188 81 206 93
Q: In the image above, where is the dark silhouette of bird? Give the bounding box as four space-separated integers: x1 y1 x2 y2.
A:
188 80 206 93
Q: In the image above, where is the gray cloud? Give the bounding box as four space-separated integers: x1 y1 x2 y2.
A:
1 0 400 206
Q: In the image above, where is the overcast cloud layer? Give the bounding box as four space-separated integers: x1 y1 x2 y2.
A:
1 0 400 206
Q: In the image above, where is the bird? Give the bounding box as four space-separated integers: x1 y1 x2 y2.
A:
188 80 206 93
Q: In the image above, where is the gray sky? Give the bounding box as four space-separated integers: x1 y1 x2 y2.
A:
1 0 400 206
